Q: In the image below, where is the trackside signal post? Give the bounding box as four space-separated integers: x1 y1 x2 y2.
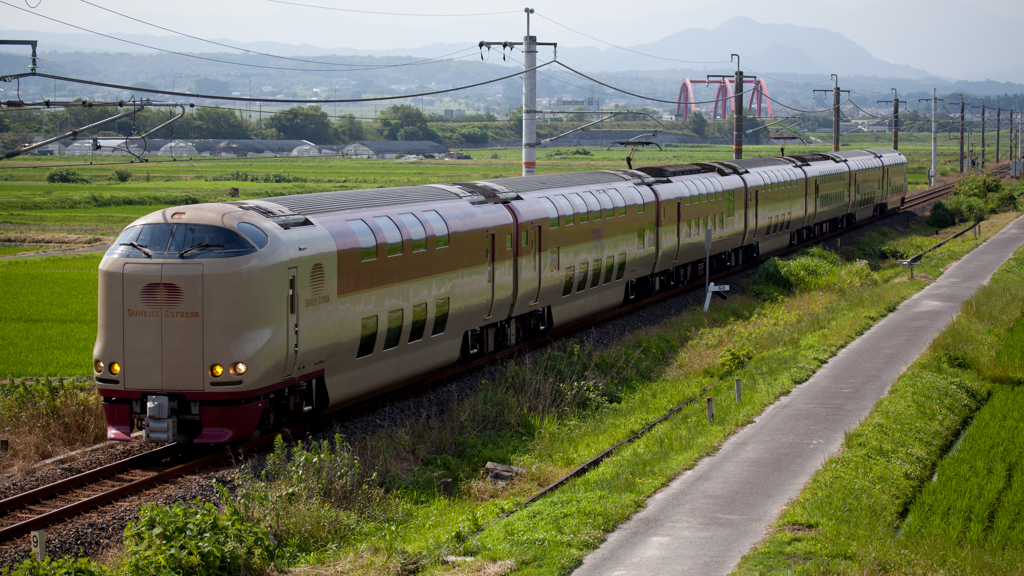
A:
703 228 729 312
480 8 555 177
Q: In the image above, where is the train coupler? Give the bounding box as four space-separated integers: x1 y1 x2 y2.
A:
143 395 178 443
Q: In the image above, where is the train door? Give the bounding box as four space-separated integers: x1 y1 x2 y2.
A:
674 201 682 262
813 179 820 221
285 266 298 377
485 233 495 319
532 226 542 304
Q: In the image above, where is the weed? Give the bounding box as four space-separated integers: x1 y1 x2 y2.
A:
45 168 88 184
110 167 132 183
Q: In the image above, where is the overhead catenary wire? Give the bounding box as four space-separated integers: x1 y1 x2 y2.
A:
0 1 483 73
265 0 521 17
1 63 556 104
533 12 730 66
79 0 484 70
552 60 759 106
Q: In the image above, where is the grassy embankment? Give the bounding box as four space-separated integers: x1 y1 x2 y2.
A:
735 236 1024 575
5 185 1018 574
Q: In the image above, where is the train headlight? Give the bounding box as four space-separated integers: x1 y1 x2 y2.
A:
210 364 224 378
230 362 247 376
94 360 104 373
109 362 121 375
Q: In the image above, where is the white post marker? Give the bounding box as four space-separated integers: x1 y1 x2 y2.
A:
706 397 714 423
30 529 44 561
704 282 731 312
735 377 742 403
703 228 730 312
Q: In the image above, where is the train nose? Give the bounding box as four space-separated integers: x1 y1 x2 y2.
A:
122 263 205 392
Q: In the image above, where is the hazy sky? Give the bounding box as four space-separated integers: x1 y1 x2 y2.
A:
2 0 1022 79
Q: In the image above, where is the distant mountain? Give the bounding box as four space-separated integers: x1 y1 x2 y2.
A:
2 17 932 79
552 17 933 78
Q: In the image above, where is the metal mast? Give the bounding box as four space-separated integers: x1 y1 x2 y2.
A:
522 8 536 177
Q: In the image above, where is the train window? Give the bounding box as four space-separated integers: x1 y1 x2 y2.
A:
581 191 600 221
604 256 615 284
648 222 656 247
568 193 588 223
398 214 427 253
506 234 513 250
374 217 403 257
563 266 575 297
710 179 724 200
237 223 269 249
661 206 666 220
685 218 691 239
636 229 645 250
717 213 724 232
348 220 378 261
420 210 450 249
554 195 575 226
409 303 427 343
431 298 450 336
591 258 602 288
357 316 377 358
384 308 403 350
725 190 734 214
786 212 792 230
521 230 529 247
550 247 560 272
616 253 627 281
629 187 645 213
607 189 627 217
538 198 559 229
693 179 707 199
594 190 613 219
577 262 588 293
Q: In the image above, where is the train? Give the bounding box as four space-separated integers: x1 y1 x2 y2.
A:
93 148 908 443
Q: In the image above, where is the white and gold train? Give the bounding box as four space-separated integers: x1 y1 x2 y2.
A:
94 148 907 443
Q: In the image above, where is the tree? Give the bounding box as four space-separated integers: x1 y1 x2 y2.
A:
376 105 430 141
687 111 709 139
265 105 337 143
335 114 364 144
192 107 251 139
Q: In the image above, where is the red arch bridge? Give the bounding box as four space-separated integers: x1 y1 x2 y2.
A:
675 78 772 121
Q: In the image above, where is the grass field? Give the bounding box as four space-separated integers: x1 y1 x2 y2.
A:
0 253 101 377
736 241 1024 575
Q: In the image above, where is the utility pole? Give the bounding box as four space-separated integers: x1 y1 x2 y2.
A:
707 54 750 159
959 96 965 173
919 90 942 186
480 8 555 177
981 100 986 168
813 75 848 152
877 88 900 151
996 100 1001 162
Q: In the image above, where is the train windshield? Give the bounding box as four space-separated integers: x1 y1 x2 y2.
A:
107 224 258 259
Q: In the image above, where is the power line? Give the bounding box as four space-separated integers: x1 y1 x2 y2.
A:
553 61 757 106
534 12 731 66
1 63 556 104
0 1 480 73
79 0 481 70
266 0 521 17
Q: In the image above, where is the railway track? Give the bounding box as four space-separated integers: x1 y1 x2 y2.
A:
0 173 985 546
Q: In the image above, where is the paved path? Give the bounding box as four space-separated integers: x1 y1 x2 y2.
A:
573 215 1024 576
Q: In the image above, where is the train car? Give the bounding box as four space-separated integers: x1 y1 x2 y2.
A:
94 149 907 444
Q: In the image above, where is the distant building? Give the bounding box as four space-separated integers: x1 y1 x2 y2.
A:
342 141 449 159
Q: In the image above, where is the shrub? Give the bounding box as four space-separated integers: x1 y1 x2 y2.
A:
45 168 88 184
927 200 955 228
110 167 132 183
7 557 106 575
120 501 274 576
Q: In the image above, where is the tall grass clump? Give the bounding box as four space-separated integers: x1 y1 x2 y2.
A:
228 434 386 563
929 173 1019 227
0 377 105 474
746 246 875 300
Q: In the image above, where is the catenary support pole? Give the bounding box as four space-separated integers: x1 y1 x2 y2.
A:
959 98 966 173
522 8 536 177
733 54 743 160
931 90 938 185
997 101 1001 163
892 91 899 151
981 101 986 169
